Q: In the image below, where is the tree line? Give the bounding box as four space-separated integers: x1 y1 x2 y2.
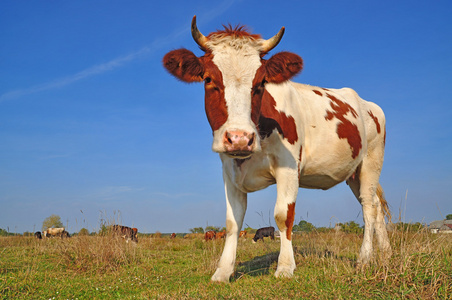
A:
1 214 451 237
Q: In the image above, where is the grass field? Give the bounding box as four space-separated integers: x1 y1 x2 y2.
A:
1 229 451 299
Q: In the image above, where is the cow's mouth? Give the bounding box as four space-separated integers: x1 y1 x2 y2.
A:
225 151 253 159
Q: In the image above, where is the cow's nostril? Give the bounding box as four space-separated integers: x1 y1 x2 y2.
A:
248 135 254 146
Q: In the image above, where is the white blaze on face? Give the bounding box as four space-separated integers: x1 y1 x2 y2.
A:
207 36 263 153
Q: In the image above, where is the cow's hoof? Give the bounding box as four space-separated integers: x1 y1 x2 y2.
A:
211 269 231 283
275 266 294 278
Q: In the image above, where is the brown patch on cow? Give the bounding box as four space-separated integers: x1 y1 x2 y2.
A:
201 55 228 132
324 93 362 158
258 90 298 144
313 90 323 96
285 203 296 240
368 110 381 133
163 49 205 83
263 52 303 83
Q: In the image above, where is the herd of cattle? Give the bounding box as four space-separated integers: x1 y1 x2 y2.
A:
34 225 138 242
204 226 275 242
34 225 278 244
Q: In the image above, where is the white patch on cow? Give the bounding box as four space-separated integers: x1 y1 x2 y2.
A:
206 36 263 153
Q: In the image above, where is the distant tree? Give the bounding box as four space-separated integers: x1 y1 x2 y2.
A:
42 214 64 231
0 228 10 236
446 214 452 220
189 227 204 234
340 221 363 234
97 219 109 236
243 226 256 234
396 222 424 232
293 220 315 233
205 226 220 232
79 228 89 236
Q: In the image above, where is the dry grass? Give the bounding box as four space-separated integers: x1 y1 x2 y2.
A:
0 228 451 299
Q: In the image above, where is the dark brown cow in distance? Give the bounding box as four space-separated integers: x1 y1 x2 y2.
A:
253 227 275 243
171 233 176 239
34 231 42 239
204 230 216 241
112 225 138 243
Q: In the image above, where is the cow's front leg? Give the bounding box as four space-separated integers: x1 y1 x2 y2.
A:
211 172 247 283
274 167 298 278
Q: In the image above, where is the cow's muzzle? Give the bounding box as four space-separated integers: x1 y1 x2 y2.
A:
223 130 255 158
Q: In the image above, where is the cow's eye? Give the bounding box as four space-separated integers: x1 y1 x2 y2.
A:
204 77 212 84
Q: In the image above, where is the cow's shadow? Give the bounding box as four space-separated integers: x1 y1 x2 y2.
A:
232 246 351 280
233 251 279 280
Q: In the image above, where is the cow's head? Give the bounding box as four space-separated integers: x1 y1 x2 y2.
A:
163 16 303 159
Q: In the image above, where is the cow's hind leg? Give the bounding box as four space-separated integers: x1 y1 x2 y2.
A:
211 173 247 283
347 166 391 265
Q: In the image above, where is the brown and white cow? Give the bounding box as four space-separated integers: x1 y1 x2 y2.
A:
216 230 226 239
204 230 216 241
163 16 391 282
43 227 66 238
112 225 138 243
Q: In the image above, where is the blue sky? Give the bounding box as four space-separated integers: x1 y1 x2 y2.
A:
1 1 451 234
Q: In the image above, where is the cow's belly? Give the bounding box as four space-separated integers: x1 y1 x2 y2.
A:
299 156 358 190
299 174 343 190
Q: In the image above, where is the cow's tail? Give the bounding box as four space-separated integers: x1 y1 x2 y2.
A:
377 183 392 223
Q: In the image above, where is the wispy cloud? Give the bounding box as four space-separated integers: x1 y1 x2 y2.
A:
0 0 237 103
91 186 146 201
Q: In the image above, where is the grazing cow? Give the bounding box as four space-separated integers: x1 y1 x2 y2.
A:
171 233 176 239
112 225 138 243
43 227 65 238
253 227 275 243
216 230 226 239
239 230 247 238
163 16 391 282
204 230 216 241
34 231 42 239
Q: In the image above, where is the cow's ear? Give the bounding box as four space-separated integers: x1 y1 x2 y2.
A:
163 49 204 83
264 52 303 84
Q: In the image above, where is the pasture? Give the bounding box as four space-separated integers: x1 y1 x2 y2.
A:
1 229 451 299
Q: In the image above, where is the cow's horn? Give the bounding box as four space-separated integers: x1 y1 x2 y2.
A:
191 15 208 50
261 27 285 53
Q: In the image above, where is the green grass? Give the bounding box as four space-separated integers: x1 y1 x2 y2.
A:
1 230 451 299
